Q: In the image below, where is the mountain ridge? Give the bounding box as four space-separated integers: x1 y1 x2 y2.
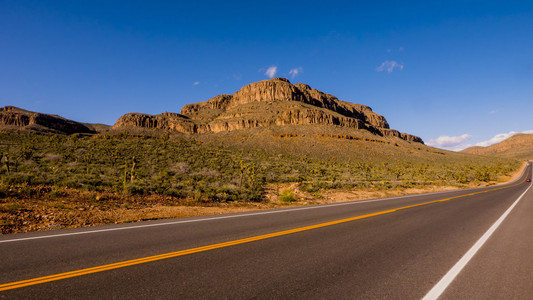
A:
113 77 423 143
461 133 533 160
1 78 423 143
0 106 106 134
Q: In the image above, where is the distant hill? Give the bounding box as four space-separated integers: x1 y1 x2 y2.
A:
113 77 423 144
0 106 109 135
462 134 533 160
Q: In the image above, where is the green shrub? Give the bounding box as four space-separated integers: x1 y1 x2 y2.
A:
0 203 21 213
279 190 296 203
299 182 320 193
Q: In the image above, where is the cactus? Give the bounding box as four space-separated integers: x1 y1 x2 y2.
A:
130 156 137 183
123 160 128 191
160 132 170 149
1 152 9 173
239 159 246 187
247 162 257 185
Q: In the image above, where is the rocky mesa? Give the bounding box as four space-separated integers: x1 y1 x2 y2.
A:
114 78 423 143
0 106 101 134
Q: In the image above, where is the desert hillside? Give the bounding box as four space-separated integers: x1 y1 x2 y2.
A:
462 134 533 160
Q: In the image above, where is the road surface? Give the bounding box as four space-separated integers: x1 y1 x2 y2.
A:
1 163 531 299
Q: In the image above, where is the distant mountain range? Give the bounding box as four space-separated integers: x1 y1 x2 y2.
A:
462 134 533 160
1 78 422 143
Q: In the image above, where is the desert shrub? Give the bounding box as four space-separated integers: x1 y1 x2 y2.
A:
124 182 145 195
240 185 264 202
299 182 321 193
163 187 187 198
0 185 7 198
0 183 32 198
47 187 67 198
474 167 492 182
5 173 34 185
279 190 296 203
0 203 21 213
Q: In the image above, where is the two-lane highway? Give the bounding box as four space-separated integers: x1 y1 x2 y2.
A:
1 163 532 299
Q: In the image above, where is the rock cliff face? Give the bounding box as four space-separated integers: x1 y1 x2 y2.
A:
113 78 423 143
115 112 203 133
0 106 97 134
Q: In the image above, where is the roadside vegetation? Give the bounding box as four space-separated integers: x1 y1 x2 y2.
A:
0 131 521 233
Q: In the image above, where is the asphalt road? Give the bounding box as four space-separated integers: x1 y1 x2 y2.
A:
0 163 531 299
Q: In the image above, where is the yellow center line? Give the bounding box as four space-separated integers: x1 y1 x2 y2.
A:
1 175 529 292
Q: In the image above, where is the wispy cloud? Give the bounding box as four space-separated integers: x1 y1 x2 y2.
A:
427 134 473 150
289 67 303 79
489 109 499 115
376 60 404 73
386 47 403 53
265 66 278 78
475 130 533 147
193 81 200 86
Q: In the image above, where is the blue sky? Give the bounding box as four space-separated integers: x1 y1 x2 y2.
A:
1 0 532 150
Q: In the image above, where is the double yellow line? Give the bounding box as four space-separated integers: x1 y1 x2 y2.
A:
1 173 530 292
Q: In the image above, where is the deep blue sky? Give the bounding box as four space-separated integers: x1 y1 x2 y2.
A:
1 0 532 150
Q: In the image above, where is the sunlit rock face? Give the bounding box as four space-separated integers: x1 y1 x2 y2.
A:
113 78 423 144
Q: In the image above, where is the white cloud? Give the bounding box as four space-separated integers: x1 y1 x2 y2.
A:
289 67 303 79
265 66 278 78
427 130 533 152
427 134 473 149
376 60 404 73
489 110 499 115
193 81 200 86
475 130 533 147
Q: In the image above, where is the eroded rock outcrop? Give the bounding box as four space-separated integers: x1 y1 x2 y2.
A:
114 112 205 133
0 106 96 134
113 78 423 143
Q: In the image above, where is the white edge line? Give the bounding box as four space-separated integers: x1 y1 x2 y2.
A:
422 180 532 300
1 165 530 244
